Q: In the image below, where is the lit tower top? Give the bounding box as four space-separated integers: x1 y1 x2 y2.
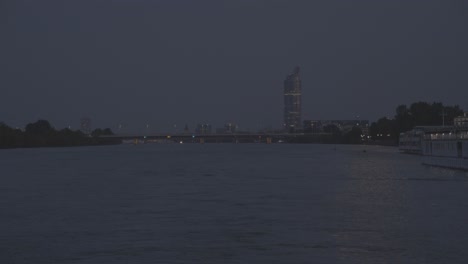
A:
283 66 302 131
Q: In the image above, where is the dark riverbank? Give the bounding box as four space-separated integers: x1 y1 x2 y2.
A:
286 134 397 146
0 120 120 149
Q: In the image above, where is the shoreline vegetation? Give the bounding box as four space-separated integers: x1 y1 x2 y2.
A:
0 120 119 149
292 102 462 145
367 101 463 146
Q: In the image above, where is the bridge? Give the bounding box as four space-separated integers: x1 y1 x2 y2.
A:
101 133 338 144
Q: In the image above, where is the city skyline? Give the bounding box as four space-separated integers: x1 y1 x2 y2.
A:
2 1 467 132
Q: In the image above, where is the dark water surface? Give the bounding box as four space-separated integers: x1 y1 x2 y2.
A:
1 144 468 263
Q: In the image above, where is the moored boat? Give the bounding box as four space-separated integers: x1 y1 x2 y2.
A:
399 129 424 154
421 130 468 170
398 126 453 155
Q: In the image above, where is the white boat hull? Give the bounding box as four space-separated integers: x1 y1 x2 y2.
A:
422 156 468 170
420 130 468 170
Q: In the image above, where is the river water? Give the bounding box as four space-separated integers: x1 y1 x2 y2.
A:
1 144 468 263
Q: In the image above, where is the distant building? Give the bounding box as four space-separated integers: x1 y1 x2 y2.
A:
224 123 237 133
454 113 468 128
303 120 322 133
80 117 91 134
284 67 302 132
195 124 212 134
303 119 369 135
215 123 238 134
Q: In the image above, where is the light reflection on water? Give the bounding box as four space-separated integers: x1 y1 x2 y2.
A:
0 144 467 264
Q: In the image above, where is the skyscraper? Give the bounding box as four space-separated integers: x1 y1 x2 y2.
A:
284 66 302 131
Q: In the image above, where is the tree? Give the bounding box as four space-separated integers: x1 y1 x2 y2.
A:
342 126 363 144
369 117 397 141
91 128 113 137
102 128 114 135
323 124 341 134
91 128 103 137
0 123 24 148
25 120 54 136
409 102 433 126
395 104 413 133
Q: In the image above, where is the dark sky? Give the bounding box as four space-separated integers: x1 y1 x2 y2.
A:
2 0 467 133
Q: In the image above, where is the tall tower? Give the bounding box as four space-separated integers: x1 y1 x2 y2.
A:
283 66 302 131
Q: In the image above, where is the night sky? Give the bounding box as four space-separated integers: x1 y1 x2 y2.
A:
2 0 467 133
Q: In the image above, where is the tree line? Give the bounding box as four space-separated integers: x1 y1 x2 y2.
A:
368 101 464 144
299 101 463 145
0 120 118 149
